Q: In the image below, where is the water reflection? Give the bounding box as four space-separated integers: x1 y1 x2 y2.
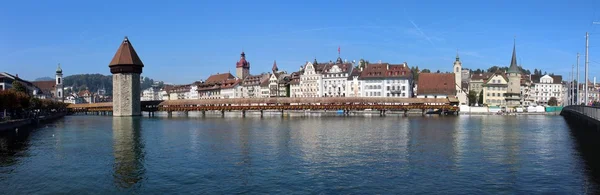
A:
566 120 600 192
0 128 31 168
112 117 145 189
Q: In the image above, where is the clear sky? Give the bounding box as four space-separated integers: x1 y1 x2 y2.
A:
1 0 599 84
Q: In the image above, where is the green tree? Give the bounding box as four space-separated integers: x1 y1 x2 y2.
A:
421 69 431 73
548 97 558 106
478 90 484 105
467 90 478 106
11 80 27 94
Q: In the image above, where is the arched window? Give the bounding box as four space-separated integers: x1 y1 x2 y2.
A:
57 78 61 84
456 67 459 72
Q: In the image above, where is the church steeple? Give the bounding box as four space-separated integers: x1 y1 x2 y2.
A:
272 60 278 73
507 38 520 74
56 63 62 74
455 49 460 61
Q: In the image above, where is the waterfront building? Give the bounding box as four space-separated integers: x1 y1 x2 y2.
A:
268 61 290 97
1 72 43 97
299 59 324 97
236 52 250 79
64 94 84 104
520 75 534 106
239 74 269 98
322 58 353 97
530 74 563 105
358 62 412 97
289 71 302 97
505 42 522 107
141 85 161 101
482 72 508 106
198 73 235 99
221 78 241 99
469 73 492 98
260 76 270 98
416 73 456 99
109 36 144 116
77 90 95 104
347 68 362 97
453 53 468 105
168 85 190 100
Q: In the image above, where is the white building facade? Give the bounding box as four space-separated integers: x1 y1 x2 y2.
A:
299 61 323 97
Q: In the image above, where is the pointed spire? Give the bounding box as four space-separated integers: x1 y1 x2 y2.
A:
507 37 520 74
272 60 278 72
313 58 318 65
455 49 460 61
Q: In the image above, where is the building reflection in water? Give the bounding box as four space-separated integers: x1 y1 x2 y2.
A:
112 117 145 189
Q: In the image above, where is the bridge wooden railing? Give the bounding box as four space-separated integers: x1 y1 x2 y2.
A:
67 97 457 113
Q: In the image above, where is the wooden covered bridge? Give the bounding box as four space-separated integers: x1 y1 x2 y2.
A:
67 97 457 116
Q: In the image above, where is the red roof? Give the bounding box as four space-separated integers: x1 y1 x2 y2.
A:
206 73 235 84
32 80 55 94
109 37 144 67
417 73 456 95
359 63 411 79
236 52 250 68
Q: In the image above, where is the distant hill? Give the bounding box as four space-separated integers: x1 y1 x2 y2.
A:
35 77 54 81
63 74 163 96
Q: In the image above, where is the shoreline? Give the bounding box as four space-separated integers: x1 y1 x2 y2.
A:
0 112 66 132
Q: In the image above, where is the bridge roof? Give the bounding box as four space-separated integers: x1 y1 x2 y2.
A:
67 98 450 109
159 97 449 106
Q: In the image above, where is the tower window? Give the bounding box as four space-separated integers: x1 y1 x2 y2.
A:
58 78 61 84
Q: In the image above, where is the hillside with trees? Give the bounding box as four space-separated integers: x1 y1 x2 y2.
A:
62 74 163 96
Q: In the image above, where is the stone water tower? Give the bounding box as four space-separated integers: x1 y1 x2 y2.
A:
109 36 144 116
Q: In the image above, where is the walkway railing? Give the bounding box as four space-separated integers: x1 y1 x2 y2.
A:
562 105 600 120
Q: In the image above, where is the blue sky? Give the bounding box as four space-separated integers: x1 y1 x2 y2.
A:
1 0 600 84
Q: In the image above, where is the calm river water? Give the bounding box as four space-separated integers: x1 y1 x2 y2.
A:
0 115 598 194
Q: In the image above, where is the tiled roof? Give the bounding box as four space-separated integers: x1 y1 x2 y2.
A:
206 73 235 84
483 72 509 85
551 75 562 84
197 82 221 91
162 84 174 92
417 73 456 95
32 80 55 94
242 74 269 86
347 68 362 80
359 63 411 79
321 62 353 74
169 85 191 93
470 73 492 81
531 75 563 84
109 37 144 67
260 75 271 87
221 78 240 89
289 71 302 85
